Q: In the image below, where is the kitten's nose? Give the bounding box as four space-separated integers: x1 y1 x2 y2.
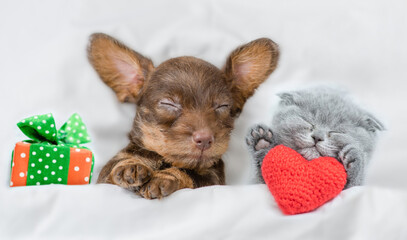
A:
312 132 324 143
192 130 214 151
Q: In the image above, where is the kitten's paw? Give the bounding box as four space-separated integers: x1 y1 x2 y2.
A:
246 124 275 183
139 173 180 199
339 146 363 169
111 162 153 190
246 124 273 152
339 146 366 189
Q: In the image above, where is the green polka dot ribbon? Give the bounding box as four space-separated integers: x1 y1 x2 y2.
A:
17 113 91 146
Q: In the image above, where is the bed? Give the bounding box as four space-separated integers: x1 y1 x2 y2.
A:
1 0 407 239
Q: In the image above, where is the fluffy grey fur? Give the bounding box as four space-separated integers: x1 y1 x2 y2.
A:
246 87 384 189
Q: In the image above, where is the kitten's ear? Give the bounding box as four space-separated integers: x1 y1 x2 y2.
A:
87 33 154 103
277 92 296 105
362 114 385 132
223 38 279 113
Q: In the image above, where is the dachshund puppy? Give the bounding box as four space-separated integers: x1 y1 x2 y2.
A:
88 33 279 199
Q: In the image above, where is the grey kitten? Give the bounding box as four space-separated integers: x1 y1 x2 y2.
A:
246 87 384 189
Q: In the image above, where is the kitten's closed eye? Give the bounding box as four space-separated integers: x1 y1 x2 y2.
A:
328 131 345 137
284 116 314 132
299 118 314 132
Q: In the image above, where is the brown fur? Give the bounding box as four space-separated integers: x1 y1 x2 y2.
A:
88 33 279 199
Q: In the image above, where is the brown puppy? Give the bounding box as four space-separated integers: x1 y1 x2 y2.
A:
88 33 279 199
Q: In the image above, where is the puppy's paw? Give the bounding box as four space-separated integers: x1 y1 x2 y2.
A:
111 163 152 190
139 173 180 199
339 146 365 189
246 124 274 152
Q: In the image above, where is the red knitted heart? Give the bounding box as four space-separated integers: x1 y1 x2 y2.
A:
261 145 347 215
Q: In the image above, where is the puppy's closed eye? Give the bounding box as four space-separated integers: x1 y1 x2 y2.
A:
215 104 231 113
156 98 182 126
215 104 230 110
159 98 182 112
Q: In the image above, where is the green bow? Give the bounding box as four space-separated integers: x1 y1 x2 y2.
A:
17 113 91 146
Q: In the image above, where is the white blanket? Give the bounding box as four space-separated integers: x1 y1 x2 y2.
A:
1 0 407 239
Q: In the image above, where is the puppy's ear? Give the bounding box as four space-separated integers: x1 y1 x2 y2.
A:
87 33 154 103
224 38 279 113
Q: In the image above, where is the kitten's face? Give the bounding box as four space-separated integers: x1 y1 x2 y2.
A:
272 88 383 161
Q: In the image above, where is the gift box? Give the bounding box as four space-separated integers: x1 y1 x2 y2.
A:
10 113 95 187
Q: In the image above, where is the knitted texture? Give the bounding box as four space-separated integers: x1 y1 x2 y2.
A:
261 145 347 215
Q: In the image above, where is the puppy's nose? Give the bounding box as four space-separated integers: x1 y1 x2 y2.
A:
192 130 214 151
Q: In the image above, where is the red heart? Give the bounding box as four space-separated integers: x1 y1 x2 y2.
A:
261 145 347 215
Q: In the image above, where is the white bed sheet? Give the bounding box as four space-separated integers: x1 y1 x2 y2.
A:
1 0 407 239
